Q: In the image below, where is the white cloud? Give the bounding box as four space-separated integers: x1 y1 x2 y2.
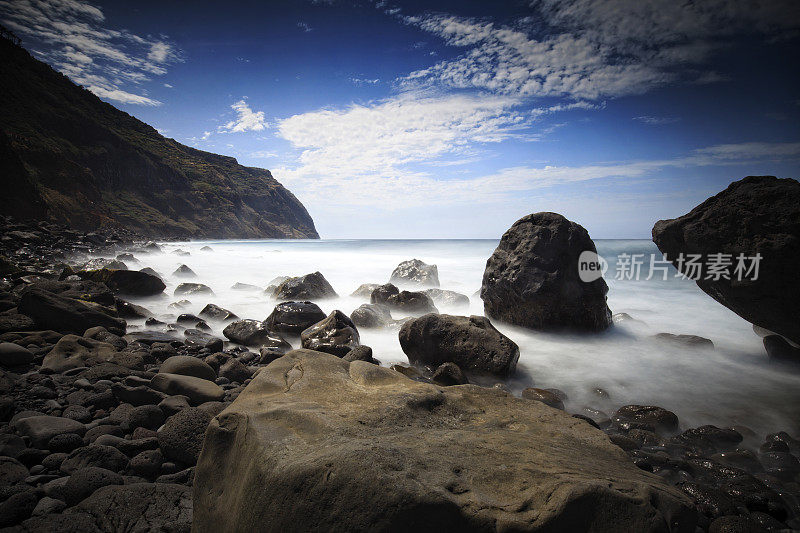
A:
633 115 680 125
201 131 212 140
0 0 181 105
350 77 380 85
251 150 278 159
219 99 268 133
297 22 312 32
693 142 800 160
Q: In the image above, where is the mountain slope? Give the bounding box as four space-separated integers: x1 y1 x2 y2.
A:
0 36 318 239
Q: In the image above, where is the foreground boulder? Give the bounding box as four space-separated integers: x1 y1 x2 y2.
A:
18 287 126 336
481 212 612 332
300 310 360 357
272 272 337 300
652 176 800 345
77 268 165 296
390 259 439 287
399 314 519 377
194 350 696 532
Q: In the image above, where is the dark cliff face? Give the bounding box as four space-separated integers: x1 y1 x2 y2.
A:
0 37 319 239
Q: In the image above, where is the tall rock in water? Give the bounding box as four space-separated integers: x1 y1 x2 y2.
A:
194 349 696 532
481 212 612 332
653 176 800 345
0 37 318 239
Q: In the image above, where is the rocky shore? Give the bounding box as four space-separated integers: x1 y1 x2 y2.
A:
1 178 799 532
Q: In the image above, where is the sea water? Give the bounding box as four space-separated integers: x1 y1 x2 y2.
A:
110 239 800 438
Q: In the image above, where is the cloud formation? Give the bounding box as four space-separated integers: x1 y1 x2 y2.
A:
0 0 180 105
219 99 268 133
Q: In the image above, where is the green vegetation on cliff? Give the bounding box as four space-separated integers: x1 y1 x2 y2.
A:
0 36 318 239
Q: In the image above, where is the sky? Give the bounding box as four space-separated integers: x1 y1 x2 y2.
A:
1 0 799 238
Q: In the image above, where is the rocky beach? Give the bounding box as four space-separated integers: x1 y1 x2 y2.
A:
0 175 797 532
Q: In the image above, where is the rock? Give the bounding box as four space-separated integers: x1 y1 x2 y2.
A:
60 444 129 474
158 395 190 417
124 330 180 346
194 349 696 532
0 489 38 527
29 279 115 306
424 288 470 309
172 265 196 278
47 433 84 453
63 466 123 506
159 355 216 382
613 405 680 435
399 314 519 377
350 283 380 299
522 388 565 410
122 404 165 432
83 326 126 350
157 407 212 465
300 310 360 357
652 176 800 345
0 342 33 367
41 335 119 373
390 259 439 287
0 456 28 486
369 283 399 305
386 290 438 316
199 303 237 322
176 313 201 324
223 319 291 350
263 301 326 335
653 333 714 349
350 303 393 329
708 515 769 533
174 283 214 297
258 348 284 366
183 329 223 352
14 416 86 448
431 362 468 386
78 268 165 296
129 449 164 479
672 426 742 454
111 383 166 406
150 373 225 405
219 358 253 383
18 287 126 336
763 335 800 361
342 345 376 364
481 212 612 332
273 271 337 300
231 282 260 291
32 496 66 516
0 311 36 334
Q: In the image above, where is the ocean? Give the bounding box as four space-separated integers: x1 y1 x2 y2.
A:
114 238 800 438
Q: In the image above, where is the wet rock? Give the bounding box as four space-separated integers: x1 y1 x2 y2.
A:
390 259 439 287
672 426 743 454
759 451 800 479
124 331 180 346
342 345 377 364
263 301 326 336
223 319 291 349
159 355 216 382
653 333 714 349
14 415 86 448
652 176 800 345
424 288 469 309
613 405 680 435
350 303 393 329
18 287 126 336
83 326 127 350
679 482 739 519
63 466 123 506
272 271 337 300
481 212 612 332
763 335 800 362
300 310 360 357
174 283 214 297
183 329 223 352
0 342 33 367
386 290 438 316
708 515 770 532
399 314 519 377
431 362 468 386
78 268 165 296
150 373 225 405
172 265 196 278
369 283 399 306
157 407 212 465
199 303 237 322
194 349 696 532
350 283 380 299
522 388 565 410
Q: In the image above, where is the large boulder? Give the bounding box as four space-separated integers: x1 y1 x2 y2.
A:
77 269 165 296
300 310 360 357
263 301 326 335
28 280 115 307
350 303 393 328
223 319 292 350
390 259 440 287
18 287 126 336
652 176 800 345
424 288 470 309
159 355 216 382
14 415 86 448
399 314 519 377
194 350 696 532
272 272 338 300
42 335 115 373
481 212 612 332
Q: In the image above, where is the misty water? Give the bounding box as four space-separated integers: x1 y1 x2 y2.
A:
109 239 800 438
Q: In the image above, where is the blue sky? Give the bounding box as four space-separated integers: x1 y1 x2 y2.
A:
2 0 799 238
